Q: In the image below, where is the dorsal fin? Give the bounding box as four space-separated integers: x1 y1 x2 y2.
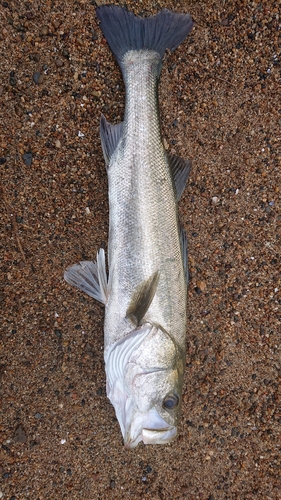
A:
126 271 160 325
169 155 192 201
180 227 188 284
100 114 123 167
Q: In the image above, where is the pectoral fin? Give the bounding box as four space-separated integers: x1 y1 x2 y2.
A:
100 114 123 167
169 154 192 201
126 271 160 325
64 248 110 305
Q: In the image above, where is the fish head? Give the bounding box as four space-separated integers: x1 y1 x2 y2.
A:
105 322 185 448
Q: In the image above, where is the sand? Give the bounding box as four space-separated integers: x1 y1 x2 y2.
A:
1 0 280 498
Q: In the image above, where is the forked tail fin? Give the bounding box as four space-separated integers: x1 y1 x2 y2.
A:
96 5 193 71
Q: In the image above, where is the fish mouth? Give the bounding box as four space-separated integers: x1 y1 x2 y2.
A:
142 426 177 444
124 409 177 449
125 426 177 449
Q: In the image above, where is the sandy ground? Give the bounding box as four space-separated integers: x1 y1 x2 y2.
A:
1 0 280 498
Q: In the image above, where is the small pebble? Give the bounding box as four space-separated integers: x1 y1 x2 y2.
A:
92 90 101 98
40 25 49 36
62 48 70 58
221 18 230 26
33 72 43 84
61 362 67 372
55 59 63 68
23 152 33 166
201 310 210 316
76 37 84 46
14 424 27 443
55 139 61 148
9 71 17 86
30 53 40 62
197 281 206 291
52 20 60 29
15 105 24 116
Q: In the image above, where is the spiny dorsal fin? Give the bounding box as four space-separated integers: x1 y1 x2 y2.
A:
169 154 192 201
100 114 123 167
64 248 110 305
126 271 160 325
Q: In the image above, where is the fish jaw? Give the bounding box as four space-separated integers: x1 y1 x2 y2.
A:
142 427 177 446
124 408 177 449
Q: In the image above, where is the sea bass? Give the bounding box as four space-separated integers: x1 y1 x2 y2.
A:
65 5 193 448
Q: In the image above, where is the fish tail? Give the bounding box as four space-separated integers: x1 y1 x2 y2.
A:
96 5 193 71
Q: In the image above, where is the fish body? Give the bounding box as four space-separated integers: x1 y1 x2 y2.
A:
105 48 187 348
65 6 193 448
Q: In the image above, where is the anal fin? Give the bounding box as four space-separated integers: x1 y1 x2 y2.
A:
126 271 160 325
169 154 192 201
64 248 110 305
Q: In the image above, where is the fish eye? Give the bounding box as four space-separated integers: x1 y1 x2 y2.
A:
163 393 179 410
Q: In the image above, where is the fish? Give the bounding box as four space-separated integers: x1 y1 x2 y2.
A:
64 5 193 448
